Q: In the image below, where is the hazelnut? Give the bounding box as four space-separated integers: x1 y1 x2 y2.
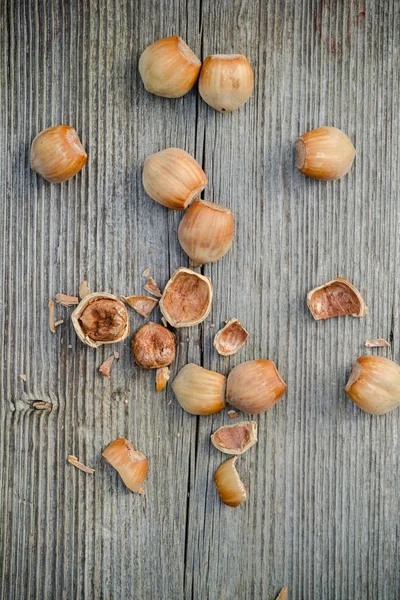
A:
345 356 400 415
198 54 254 112
31 125 87 183
139 36 201 98
172 363 226 415
160 267 213 328
71 292 130 348
178 200 235 266
227 359 286 414
296 126 356 180
143 148 207 210
132 322 175 369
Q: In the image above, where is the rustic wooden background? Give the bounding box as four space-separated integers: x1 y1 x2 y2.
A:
1 0 399 598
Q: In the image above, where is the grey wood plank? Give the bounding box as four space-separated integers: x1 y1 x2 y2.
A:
1 0 399 599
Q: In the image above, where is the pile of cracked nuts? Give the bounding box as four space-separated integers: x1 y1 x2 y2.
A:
32 36 398 508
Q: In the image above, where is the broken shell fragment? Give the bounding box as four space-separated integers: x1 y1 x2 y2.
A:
132 322 176 369
71 292 130 348
364 338 390 348
345 355 400 415
55 293 79 306
211 421 257 455
307 277 367 320
296 126 356 180
143 277 162 297
156 366 171 392
214 456 246 507
102 438 148 493
160 267 213 328
99 355 115 377
214 318 248 356
227 359 286 414
121 295 158 318
178 200 234 266
143 148 207 210
172 363 226 415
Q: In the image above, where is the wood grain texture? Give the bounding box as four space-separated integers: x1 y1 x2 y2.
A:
0 1 399 598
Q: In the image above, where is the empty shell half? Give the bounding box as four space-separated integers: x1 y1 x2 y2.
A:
211 421 257 455
160 267 213 328
214 318 248 356
71 292 130 348
102 438 148 493
214 456 247 507
307 277 367 320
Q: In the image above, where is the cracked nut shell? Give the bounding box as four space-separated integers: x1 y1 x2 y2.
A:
132 322 176 369
211 421 257 455
160 267 213 328
71 292 130 348
214 456 247 507
307 277 367 320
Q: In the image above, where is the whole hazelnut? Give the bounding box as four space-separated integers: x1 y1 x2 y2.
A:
132 322 176 369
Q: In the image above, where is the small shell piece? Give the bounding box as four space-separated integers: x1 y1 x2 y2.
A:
276 588 288 600
211 421 257 455
71 292 130 348
132 322 176 369
307 277 367 320
345 355 400 415
160 267 213 328
102 438 148 493
156 367 171 392
178 200 235 266
79 280 89 299
99 355 115 377
214 456 247 507
121 295 158 318
31 125 87 183
143 278 162 297
214 318 248 356
55 293 79 306
227 359 286 414
364 338 390 348
172 363 226 415
139 36 201 98
67 455 95 474
296 126 356 180
199 55 254 112
143 148 207 210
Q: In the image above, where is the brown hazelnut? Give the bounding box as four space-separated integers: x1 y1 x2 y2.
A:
132 322 176 369
160 267 213 328
71 292 130 348
227 359 286 414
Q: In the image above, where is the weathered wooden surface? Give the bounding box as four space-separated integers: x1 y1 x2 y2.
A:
1 1 399 598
